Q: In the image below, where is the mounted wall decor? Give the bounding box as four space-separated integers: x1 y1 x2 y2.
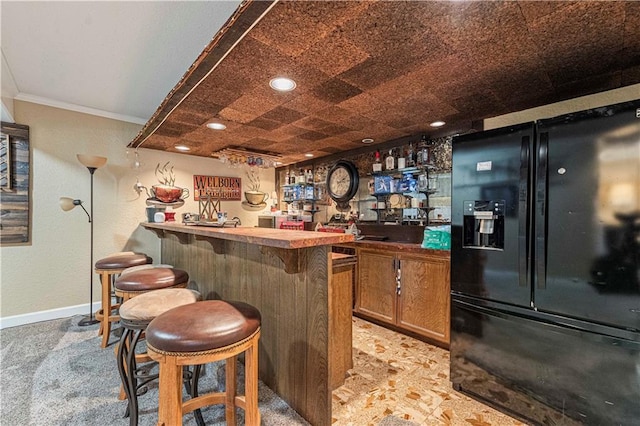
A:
193 175 241 201
0 122 30 245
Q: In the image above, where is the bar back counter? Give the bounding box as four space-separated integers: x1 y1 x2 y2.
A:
142 222 355 426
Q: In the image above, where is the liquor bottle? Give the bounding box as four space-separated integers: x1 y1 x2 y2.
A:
406 143 415 168
373 150 383 172
306 169 313 184
417 135 429 166
385 149 395 171
285 169 290 185
397 145 406 169
298 169 305 184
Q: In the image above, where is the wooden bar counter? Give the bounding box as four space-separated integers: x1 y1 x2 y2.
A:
142 222 355 426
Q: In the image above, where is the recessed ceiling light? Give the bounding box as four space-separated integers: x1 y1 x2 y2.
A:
304 153 314 158
430 120 446 127
269 77 296 92
206 122 226 130
362 138 374 144
174 144 191 152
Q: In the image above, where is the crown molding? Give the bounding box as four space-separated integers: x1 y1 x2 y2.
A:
13 93 148 125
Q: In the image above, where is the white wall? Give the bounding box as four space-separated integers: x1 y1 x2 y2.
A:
0 101 274 327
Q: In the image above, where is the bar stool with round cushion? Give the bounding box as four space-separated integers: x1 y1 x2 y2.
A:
146 300 261 426
95 252 152 348
114 267 189 303
112 265 189 404
117 288 202 426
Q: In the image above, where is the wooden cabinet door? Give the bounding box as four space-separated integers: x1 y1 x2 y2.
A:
397 253 451 344
355 249 397 324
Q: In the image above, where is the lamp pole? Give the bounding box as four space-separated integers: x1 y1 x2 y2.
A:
75 154 106 326
78 166 99 326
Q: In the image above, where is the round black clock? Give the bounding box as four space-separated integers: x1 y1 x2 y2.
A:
326 160 359 204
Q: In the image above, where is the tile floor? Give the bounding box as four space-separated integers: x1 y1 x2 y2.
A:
332 317 526 425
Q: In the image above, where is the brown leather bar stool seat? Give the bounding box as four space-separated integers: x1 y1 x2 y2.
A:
147 300 262 426
114 267 189 302
95 252 152 348
117 288 202 426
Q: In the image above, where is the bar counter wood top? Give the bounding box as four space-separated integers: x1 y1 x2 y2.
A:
142 221 355 248
141 221 354 426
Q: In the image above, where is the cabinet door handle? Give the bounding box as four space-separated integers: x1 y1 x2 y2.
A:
396 260 401 295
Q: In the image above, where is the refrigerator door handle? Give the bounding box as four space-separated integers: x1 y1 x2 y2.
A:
518 135 530 288
536 132 548 289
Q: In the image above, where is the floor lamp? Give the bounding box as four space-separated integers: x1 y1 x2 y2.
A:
59 154 107 326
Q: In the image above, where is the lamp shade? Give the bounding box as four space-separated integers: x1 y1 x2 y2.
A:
77 154 107 169
59 197 79 211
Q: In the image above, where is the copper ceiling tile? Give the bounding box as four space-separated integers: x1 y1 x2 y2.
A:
298 130 329 142
296 29 371 78
219 107 258 124
622 65 640 86
264 125 310 141
283 92 333 114
527 2 625 84
319 124 353 136
260 106 306 124
246 117 283 132
228 87 282 117
183 78 243 110
622 2 640 66
312 77 363 104
168 109 215 127
337 92 390 117
294 0 374 29
293 116 334 132
249 1 333 58
517 1 577 24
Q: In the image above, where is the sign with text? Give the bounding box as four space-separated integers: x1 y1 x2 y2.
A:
193 175 242 201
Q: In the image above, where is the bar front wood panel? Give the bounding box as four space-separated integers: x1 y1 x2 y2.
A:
160 232 331 426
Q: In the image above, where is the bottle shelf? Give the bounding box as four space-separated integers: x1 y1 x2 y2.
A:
283 198 320 203
283 183 315 188
369 164 435 177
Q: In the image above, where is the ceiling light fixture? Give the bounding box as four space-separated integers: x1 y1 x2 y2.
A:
206 122 226 130
362 138 374 144
304 153 314 158
175 144 191 152
430 120 446 127
269 77 296 92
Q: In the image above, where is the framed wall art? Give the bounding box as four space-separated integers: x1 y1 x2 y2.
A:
0 122 30 245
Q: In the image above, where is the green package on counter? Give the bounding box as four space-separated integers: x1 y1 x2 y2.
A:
422 225 451 250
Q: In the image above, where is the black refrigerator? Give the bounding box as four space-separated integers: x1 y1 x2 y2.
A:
450 100 640 425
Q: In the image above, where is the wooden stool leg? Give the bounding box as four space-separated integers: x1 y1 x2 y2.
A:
244 343 260 426
157 357 183 426
100 272 112 348
225 356 237 424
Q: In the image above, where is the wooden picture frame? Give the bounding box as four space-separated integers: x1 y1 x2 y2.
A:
1 122 31 245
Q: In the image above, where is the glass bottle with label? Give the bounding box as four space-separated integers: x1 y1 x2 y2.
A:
417 135 429 166
373 150 382 172
385 149 395 171
406 143 415 168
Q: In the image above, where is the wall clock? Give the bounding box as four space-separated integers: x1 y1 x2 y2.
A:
326 160 359 205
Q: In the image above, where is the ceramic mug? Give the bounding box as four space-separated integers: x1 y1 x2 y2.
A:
217 212 227 224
